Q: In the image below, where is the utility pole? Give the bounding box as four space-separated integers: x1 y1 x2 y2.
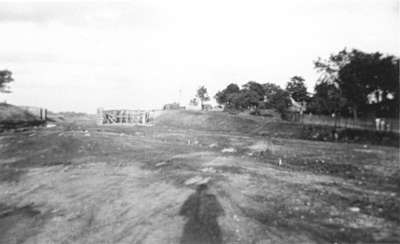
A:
178 89 182 105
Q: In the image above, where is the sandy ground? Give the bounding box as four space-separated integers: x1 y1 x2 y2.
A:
0 119 399 244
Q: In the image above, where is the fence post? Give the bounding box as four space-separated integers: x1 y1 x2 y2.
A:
97 108 104 125
142 112 146 124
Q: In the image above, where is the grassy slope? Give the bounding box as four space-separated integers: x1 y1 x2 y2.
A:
0 103 44 130
154 110 275 133
0 103 39 122
154 110 399 147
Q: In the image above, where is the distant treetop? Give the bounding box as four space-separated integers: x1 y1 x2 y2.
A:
0 70 14 94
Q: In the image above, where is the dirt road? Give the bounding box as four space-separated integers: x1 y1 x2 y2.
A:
0 120 399 243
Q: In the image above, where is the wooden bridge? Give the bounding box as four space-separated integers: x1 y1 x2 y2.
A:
97 108 150 125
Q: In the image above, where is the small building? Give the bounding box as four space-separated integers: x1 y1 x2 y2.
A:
202 104 213 111
288 97 306 114
163 103 185 110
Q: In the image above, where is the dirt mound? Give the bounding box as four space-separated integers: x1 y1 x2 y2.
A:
0 103 44 130
154 110 270 133
0 103 39 122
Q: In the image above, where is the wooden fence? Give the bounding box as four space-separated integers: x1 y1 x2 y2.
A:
287 113 399 133
97 108 150 125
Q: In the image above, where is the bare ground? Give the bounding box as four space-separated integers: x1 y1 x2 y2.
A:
0 117 399 244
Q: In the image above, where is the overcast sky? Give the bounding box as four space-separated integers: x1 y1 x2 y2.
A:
1 0 399 112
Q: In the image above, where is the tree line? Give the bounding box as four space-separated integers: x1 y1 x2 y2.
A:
214 76 307 115
0 70 13 95
214 48 399 119
3 48 399 119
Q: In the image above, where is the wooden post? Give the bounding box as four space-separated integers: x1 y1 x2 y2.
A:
97 108 104 125
142 112 146 124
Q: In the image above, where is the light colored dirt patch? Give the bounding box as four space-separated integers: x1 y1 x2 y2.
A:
184 176 211 185
353 148 385 154
0 162 193 243
0 157 23 164
204 157 234 167
248 140 291 154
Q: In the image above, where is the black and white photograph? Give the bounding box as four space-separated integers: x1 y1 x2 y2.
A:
0 0 399 243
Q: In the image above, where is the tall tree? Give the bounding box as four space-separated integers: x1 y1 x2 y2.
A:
189 98 198 106
262 82 290 113
307 82 347 115
286 76 308 102
262 83 282 101
215 83 240 105
242 81 265 98
314 49 399 118
240 81 265 109
314 48 351 84
266 88 291 114
338 50 398 118
215 81 290 113
196 85 210 110
0 70 14 94
236 89 260 109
